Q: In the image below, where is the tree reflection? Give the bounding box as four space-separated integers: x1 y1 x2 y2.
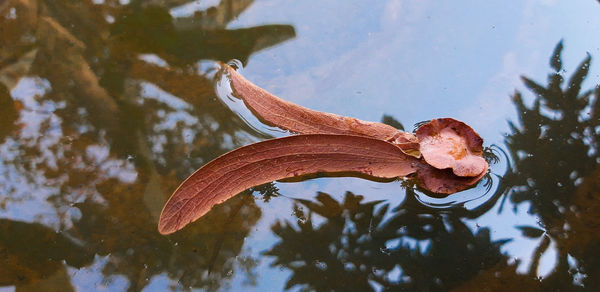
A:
264 190 513 291
502 41 600 289
72 188 261 291
264 41 600 291
0 219 93 290
2 0 600 290
0 0 293 290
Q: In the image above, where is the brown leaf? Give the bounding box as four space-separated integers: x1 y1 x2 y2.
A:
416 161 489 194
158 134 419 234
416 118 488 177
225 64 420 156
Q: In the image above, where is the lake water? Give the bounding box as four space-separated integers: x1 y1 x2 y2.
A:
1 0 600 291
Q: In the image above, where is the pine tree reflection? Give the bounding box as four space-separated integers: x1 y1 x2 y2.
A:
0 0 293 290
262 41 600 291
502 41 600 289
264 190 511 291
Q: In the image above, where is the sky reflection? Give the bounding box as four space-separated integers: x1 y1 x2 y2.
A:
1 0 600 291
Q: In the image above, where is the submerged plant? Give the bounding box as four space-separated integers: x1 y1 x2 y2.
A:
158 64 489 234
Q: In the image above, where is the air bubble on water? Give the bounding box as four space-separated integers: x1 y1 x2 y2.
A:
227 59 243 70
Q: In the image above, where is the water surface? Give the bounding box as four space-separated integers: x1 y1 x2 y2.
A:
1 0 600 291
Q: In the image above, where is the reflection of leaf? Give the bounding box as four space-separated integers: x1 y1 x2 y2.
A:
249 182 280 203
172 25 295 65
173 0 255 30
416 162 489 194
412 120 431 132
521 76 549 101
0 48 37 89
528 235 551 276
0 83 19 142
516 225 545 238
159 134 419 234
565 53 591 103
207 194 253 273
0 219 94 286
381 114 405 131
550 40 563 72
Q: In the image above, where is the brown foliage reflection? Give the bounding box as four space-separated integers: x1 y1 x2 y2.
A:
0 0 293 290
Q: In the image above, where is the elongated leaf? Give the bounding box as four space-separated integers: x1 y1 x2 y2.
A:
226 65 419 153
158 134 419 234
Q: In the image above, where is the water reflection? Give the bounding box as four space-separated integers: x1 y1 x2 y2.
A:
71 193 261 291
501 41 599 289
1 0 293 290
0 219 93 290
265 190 510 291
0 0 600 291
260 41 600 291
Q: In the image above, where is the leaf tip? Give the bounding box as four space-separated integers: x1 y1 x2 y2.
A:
158 209 178 235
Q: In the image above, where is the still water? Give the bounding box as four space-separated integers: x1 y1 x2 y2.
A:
1 0 600 291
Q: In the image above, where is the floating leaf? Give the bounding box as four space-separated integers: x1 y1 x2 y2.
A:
159 68 492 233
226 64 420 157
158 134 419 234
416 118 488 177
